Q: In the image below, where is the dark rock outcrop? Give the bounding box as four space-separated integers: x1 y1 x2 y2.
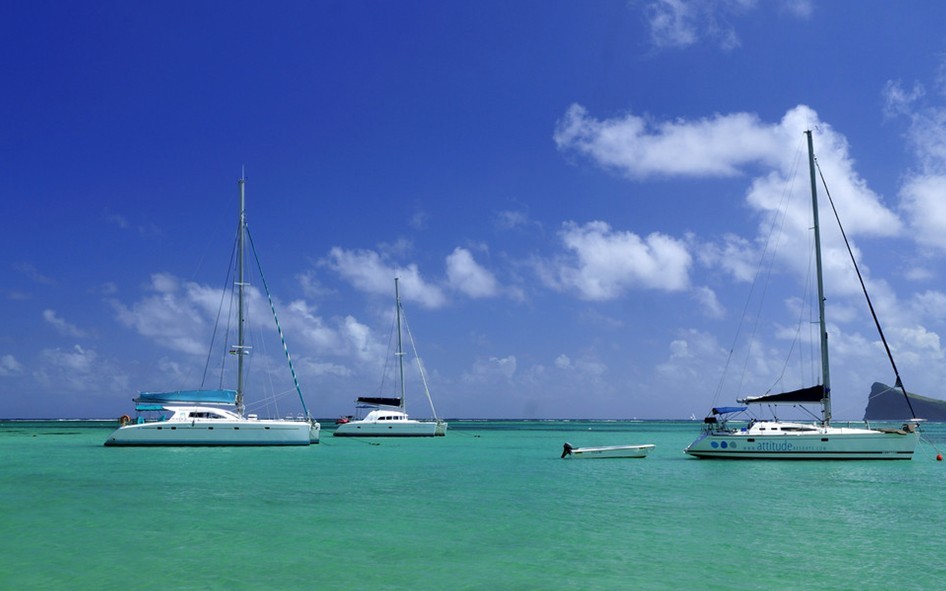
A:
863 382 946 421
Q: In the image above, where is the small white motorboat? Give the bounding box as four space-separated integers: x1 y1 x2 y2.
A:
561 442 655 459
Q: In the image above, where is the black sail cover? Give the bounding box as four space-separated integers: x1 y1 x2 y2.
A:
356 396 401 407
738 385 825 405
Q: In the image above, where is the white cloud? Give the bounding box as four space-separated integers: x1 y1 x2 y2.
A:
43 309 88 338
900 175 946 251
0 354 23 376
557 104 905 300
541 220 691 300
446 247 499 298
693 286 725 318
463 355 518 383
495 210 534 231
696 233 758 283
780 0 812 18
111 273 217 355
640 1 808 52
911 290 946 322
884 69 946 254
326 247 447 308
555 104 782 179
14 262 55 286
33 345 128 394
644 0 699 50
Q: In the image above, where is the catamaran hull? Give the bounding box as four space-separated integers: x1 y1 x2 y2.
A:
333 421 447 437
104 420 319 446
684 431 918 459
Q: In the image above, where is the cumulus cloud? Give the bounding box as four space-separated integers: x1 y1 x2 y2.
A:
112 272 388 380
43 309 88 338
14 262 55 286
326 247 447 308
640 0 810 52
446 247 499 298
0 354 23 376
556 104 903 299
883 71 946 253
693 286 725 318
900 175 946 251
110 273 219 355
495 210 533 231
555 105 780 179
463 355 518 383
33 345 128 394
540 221 691 299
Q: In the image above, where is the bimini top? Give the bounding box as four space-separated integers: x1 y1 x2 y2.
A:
134 389 237 406
737 385 825 405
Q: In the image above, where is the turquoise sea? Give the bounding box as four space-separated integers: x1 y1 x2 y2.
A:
1 420 945 591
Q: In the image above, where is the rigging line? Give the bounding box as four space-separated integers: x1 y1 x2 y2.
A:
401 308 439 420
377 308 397 397
245 226 311 420
723 140 805 402
774 222 819 393
814 159 917 420
201 229 240 390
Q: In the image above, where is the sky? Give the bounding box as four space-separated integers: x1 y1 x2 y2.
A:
4 0 946 420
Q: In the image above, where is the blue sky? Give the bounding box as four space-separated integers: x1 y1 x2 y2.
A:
4 0 946 419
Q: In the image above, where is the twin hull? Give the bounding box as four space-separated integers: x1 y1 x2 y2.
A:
684 430 918 459
104 419 318 446
333 421 447 437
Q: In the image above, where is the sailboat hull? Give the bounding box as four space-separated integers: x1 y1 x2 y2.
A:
105 417 319 446
333 420 447 437
684 428 918 459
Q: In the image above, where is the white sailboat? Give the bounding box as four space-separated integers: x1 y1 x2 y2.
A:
105 176 320 446
685 131 920 459
334 278 447 437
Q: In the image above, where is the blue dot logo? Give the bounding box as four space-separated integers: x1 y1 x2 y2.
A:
720 441 728 449
710 441 719 448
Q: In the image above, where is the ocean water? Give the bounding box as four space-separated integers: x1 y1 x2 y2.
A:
1 420 944 591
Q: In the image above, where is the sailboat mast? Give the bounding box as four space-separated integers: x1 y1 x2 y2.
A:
806 130 831 425
395 278 406 411
236 175 247 413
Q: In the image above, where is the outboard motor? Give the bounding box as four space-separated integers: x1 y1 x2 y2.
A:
561 442 574 458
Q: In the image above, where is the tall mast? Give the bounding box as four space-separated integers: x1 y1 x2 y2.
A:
395 277 406 411
806 130 831 425
236 175 247 413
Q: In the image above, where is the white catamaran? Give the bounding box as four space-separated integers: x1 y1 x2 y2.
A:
685 130 920 459
105 177 320 446
334 278 447 437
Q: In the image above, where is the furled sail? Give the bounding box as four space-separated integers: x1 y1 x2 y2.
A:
737 385 825 405
356 396 402 407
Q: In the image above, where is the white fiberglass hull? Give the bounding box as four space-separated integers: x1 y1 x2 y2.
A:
333 420 447 437
684 427 918 459
566 444 655 459
105 419 319 446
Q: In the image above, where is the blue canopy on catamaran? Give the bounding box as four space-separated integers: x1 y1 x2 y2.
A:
135 389 238 405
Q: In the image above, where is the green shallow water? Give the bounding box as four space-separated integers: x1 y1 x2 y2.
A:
1 420 945 590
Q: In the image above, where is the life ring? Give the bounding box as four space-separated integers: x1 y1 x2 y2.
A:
119 415 131 426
